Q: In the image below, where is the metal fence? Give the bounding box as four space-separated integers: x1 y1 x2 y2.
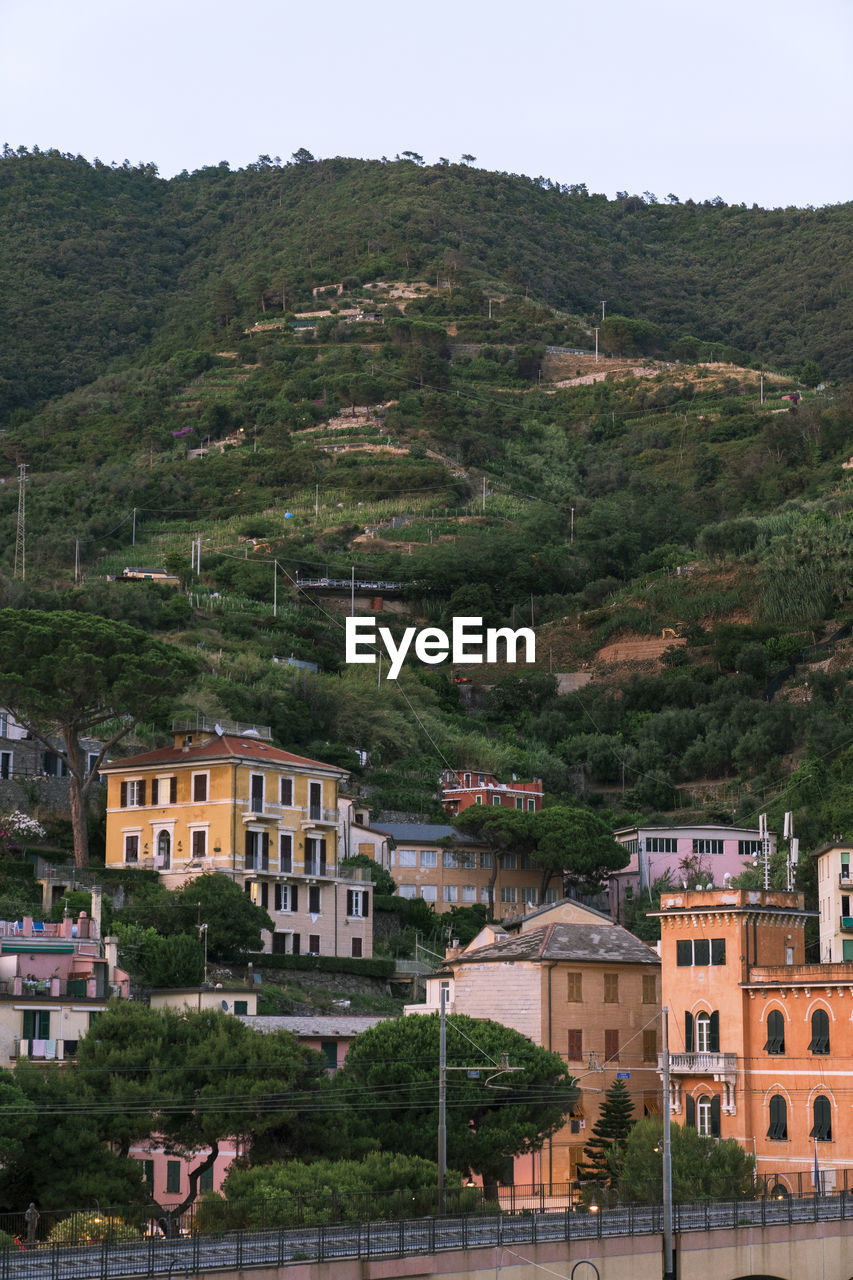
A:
3 1191 853 1278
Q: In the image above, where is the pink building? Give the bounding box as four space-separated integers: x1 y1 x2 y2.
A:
440 769 543 817
610 823 777 920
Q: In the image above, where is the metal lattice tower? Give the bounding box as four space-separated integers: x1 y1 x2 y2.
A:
14 463 27 580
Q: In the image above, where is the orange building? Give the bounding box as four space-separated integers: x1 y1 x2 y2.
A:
440 769 543 817
654 885 853 1191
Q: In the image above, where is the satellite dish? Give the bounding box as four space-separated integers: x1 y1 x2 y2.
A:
705 882 713 890
221 1000 229 1011
214 723 224 736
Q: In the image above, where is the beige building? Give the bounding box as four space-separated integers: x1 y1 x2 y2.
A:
101 720 372 958
407 907 661 1185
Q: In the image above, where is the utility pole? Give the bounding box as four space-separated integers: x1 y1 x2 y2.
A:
760 373 765 405
594 328 600 363
315 484 319 520
570 507 575 545
74 538 80 584
601 299 606 322
662 1007 674 1280
438 985 447 1214
351 566 355 617
14 463 27 581
482 476 486 512
273 561 278 617
132 507 136 546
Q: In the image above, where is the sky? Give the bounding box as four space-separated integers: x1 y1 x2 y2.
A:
2 0 851 209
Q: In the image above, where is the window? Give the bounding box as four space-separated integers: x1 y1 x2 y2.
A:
739 840 762 857
291 933 300 955
279 833 292 873
693 839 724 856
166 1162 181 1194
421 849 438 868
156 829 171 869
684 1010 719 1053
475 796 482 804
643 1029 657 1062
346 889 369 917
764 1009 785 1054
191 829 206 859
604 973 619 1003
443 885 459 903
500 886 517 904
151 777 159 805
280 777 293 806
642 974 657 1003
398 849 417 867
143 1161 154 1193
305 837 327 876
480 852 493 869
767 1094 788 1140
245 829 268 871
697 1095 712 1137
647 837 678 853
351 937 363 958
809 1008 830 1054
275 883 298 912
442 850 458 869
527 798 536 811
842 852 851 880
693 939 710 966
711 938 726 965
566 972 583 1002
22 1010 50 1039
192 773 208 802
677 938 724 966
503 854 517 870
567 1029 583 1060
480 888 490 904
544 888 558 904
676 940 692 967
234 1001 248 1016
515 797 523 810
397 884 417 899
321 1041 338 1070
308 885 321 914
124 833 139 863
492 794 502 806
308 934 320 954
199 1165 214 1193
458 850 477 870
604 1029 619 1062
811 1095 832 1141
0 751 11 780
462 885 477 903
120 779 146 807
309 781 322 821
250 774 264 813
420 885 437 902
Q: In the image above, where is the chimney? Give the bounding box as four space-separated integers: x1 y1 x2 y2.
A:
104 936 118 971
76 911 89 939
90 887 102 940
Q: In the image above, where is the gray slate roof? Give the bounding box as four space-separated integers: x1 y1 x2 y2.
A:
239 1015 390 1037
456 923 659 967
371 822 479 844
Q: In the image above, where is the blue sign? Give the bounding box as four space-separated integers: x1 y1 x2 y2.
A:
616 1071 630 1080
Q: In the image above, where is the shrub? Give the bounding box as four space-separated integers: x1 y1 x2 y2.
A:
48 1213 139 1245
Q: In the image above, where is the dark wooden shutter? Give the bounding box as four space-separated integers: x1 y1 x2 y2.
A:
810 1095 831 1141
151 778 159 806
362 889 369 917
291 885 298 912
685 1011 694 1053
809 1009 830 1053
139 780 146 806
685 1094 695 1128
244 830 252 869
709 1010 720 1053
120 781 127 807
710 1094 721 1137
347 889 354 916
292 933 300 955
319 838 327 875
170 776 177 803
262 832 269 870
676 940 692 966
567 1029 582 1060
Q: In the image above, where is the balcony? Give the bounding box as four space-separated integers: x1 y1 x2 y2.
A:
840 874 852 889
841 916 853 932
303 807 339 827
661 1051 737 1080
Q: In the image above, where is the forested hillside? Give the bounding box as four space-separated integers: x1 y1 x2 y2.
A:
2 145 853 909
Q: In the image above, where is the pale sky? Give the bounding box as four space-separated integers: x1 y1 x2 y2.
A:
2 0 851 209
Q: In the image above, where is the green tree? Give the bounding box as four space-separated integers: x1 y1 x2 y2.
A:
577 1077 635 1190
169 873 273 961
613 1118 754 1203
800 359 822 388
75 1003 327 1222
531 806 629 899
334 1013 576 1195
453 807 536 916
0 611 196 867
340 853 396 897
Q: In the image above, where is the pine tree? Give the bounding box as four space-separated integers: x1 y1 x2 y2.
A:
577 1078 635 1188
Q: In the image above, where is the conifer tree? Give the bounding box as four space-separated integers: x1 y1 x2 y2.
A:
577 1077 635 1189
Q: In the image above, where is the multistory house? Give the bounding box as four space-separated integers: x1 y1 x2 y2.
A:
406 916 661 1184
101 719 372 959
371 821 553 915
611 823 777 918
440 769 543 817
0 910 129 1065
653 883 853 1192
813 840 853 961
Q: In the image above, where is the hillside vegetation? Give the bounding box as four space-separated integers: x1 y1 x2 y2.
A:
2 147 853 912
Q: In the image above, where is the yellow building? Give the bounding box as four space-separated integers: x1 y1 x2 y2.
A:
102 720 372 958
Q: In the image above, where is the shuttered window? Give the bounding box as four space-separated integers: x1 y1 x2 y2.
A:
809 1008 830 1054
567 1029 583 1060
767 1094 788 1140
810 1095 832 1141
764 1009 785 1054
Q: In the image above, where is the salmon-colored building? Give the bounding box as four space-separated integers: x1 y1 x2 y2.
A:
440 769 543 817
654 884 853 1191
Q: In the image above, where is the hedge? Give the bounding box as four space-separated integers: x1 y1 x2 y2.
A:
249 953 395 979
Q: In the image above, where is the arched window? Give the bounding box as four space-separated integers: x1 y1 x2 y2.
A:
694 1011 719 1053
697 1095 712 1136
810 1095 832 1141
157 829 171 869
767 1094 787 1141
809 1008 830 1055
764 1009 785 1054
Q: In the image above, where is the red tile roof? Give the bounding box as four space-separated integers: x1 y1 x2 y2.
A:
99 734 346 775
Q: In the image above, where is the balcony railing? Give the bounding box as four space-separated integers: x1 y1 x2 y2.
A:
306 807 338 825
11 1037 78 1061
661 1051 737 1076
